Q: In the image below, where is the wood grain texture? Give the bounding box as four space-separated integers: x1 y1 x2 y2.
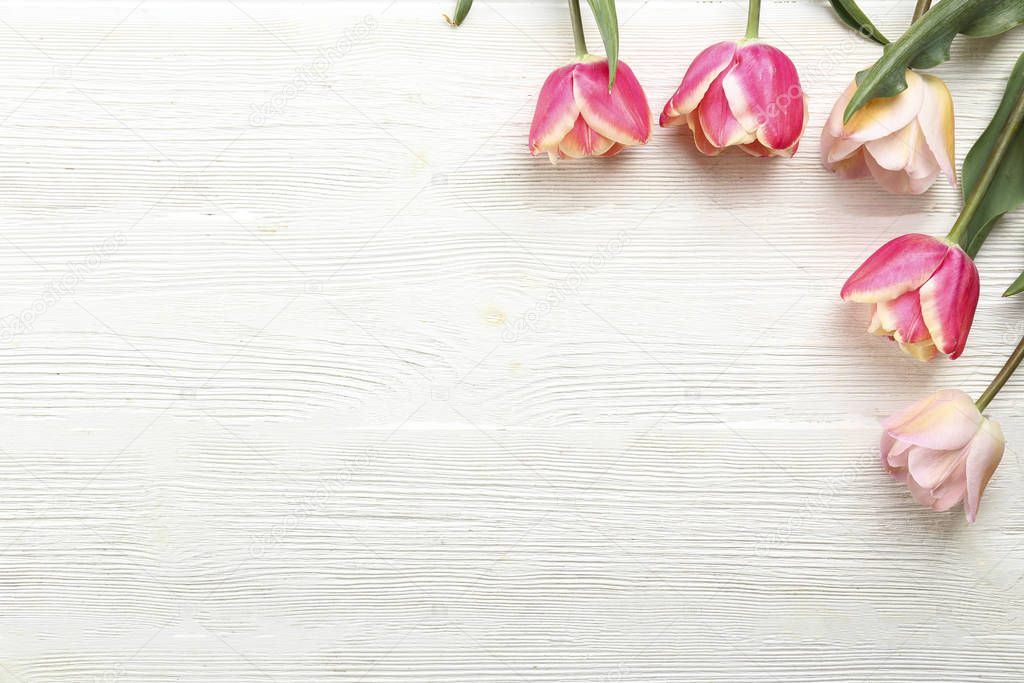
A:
1 1 1024 680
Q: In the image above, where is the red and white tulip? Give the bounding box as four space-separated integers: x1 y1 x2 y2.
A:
841 234 979 361
660 41 806 157
881 389 1004 523
821 70 956 194
529 57 651 163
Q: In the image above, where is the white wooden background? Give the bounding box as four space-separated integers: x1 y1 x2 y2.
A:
1 1 1024 680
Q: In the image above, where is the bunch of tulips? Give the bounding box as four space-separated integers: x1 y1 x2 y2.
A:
449 0 1024 523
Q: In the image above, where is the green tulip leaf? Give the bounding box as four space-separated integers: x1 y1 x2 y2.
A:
962 1 1024 37
845 0 1024 122
959 53 1024 279
586 0 619 90
1004 271 1024 298
826 0 889 46
444 0 473 26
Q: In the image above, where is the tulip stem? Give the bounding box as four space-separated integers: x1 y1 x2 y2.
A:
568 0 588 58
745 0 761 40
947 85 1024 256
976 334 1024 411
912 0 932 23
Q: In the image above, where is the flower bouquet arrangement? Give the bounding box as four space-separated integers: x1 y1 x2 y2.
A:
446 0 1024 522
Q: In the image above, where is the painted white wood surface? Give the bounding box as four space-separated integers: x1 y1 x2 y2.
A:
1 1 1024 680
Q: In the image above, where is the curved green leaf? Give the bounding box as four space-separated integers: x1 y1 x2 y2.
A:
962 1 1024 37
444 0 473 26
961 53 1024 270
844 0 1024 122
1004 271 1024 298
826 0 889 46
586 0 619 90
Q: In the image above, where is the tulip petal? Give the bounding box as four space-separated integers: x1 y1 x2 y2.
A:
865 121 918 172
927 458 968 512
698 74 753 149
919 246 980 359
882 389 982 451
874 290 930 343
558 116 616 158
829 148 871 179
908 443 966 489
881 432 911 482
964 419 1005 523
841 233 949 303
861 120 941 193
529 64 580 154
825 135 866 165
887 442 913 472
722 43 805 152
821 89 859 165
842 70 926 143
775 140 800 158
897 338 938 361
740 140 771 157
823 80 857 140
917 73 957 186
660 41 737 126
599 142 624 158
903 121 942 181
687 113 722 156
864 153 937 195
867 304 886 336
574 59 651 146
905 471 939 508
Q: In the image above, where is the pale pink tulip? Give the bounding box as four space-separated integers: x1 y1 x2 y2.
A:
842 234 979 361
881 389 1004 522
529 57 651 162
821 70 955 194
660 41 806 157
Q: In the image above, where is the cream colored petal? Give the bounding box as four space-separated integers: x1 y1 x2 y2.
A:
916 73 957 186
964 419 1005 523
824 80 858 139
865 121 919 172
864 154 911 194
832 148 872 179
903 121 942 180
826 136 865 165
867 304 886 335
864 153 937 195
843 70 926 143
898 338 938 361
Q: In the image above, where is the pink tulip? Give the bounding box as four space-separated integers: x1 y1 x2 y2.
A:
660 41 806 157
841 234 979 361
529 57 651 162
821 70 955 194
881 389 1004 523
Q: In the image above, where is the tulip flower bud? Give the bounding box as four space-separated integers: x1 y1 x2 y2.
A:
528 57 651 163
821 70 956 194
841 234 979 361
660 41 806 157
881 389 1004 523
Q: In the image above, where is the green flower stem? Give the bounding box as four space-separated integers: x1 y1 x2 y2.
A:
947 84 1024 256
569 0 588 58
912 0 932 23
745 0 761 40
976 334 1024 411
